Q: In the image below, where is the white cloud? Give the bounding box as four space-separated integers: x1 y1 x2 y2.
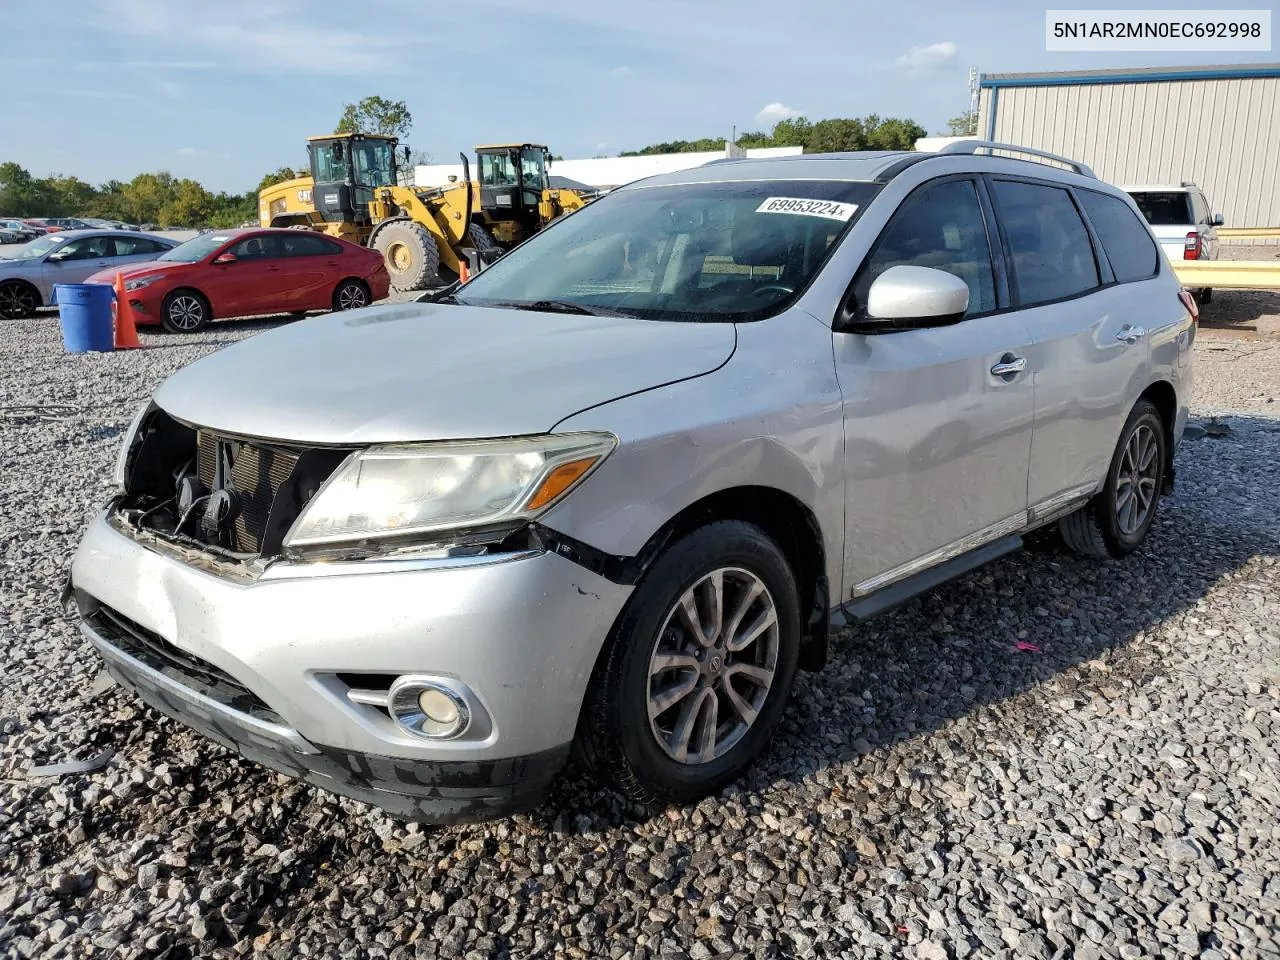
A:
609 66 633 77
894 41 958 70
94 0 426 75
756 102 801 125
177 147 201 156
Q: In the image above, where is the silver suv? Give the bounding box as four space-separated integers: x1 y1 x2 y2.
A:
69 141 1195 823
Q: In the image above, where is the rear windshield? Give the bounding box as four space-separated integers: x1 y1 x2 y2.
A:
451 179 881 322
1127 191 1192 226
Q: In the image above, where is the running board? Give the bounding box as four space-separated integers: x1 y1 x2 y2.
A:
832 534 1023 624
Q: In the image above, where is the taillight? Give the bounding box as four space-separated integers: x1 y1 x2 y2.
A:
1183 231 1201 260
1177 287 1199 323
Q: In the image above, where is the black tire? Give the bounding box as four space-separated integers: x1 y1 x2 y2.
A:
575 520 802 806
160 289 210 333
1059 399 1167 559
468 222 501 260
371 220 440 292
332 278 370 312
0 280 39 319
1199 288 1213 305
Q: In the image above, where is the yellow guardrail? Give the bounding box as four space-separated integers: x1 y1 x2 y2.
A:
1171 260 1280 290
1216 227 1280 240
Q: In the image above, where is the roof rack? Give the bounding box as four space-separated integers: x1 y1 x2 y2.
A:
936 140 1096 179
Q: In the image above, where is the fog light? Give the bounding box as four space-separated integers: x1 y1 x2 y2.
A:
388 677 471 740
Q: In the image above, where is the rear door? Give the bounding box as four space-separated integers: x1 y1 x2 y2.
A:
993 179 1151 513
277 232 343 309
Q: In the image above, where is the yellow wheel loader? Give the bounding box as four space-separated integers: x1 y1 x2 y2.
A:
258 134 588 291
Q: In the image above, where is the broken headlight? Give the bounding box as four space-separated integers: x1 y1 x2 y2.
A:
282 433 615 551
113 400 154 489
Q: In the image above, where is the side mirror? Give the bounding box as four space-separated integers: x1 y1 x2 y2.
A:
838 265 969 333
403 146 411 163
212 253 237 265
1212 213 1224 226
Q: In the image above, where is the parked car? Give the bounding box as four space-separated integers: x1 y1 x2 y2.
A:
44 217 94 230
0 219 42 242
84 228 389 332
1124 182 1222 303
0 228 21 245
0 230 178 319
23 219 61 233
68 144 1194 823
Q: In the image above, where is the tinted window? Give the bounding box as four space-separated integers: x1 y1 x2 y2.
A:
114 236 165 256
230 234 284 259
281 233 342 256
1077 191 1159 283
1128 191 1192 226
992 181 1099 306
57 236 117 261
855 179 996 316
1190 192 1210 224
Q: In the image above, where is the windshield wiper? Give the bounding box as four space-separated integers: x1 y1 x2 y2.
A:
507 300 630 317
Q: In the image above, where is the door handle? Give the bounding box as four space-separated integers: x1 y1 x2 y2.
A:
1115 325 1146 344
990 355 1027 378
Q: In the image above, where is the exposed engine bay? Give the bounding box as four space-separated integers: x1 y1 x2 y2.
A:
113 407 350 565
112 407 544 572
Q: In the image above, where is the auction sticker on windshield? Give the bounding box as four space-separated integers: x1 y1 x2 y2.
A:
755 197 858 221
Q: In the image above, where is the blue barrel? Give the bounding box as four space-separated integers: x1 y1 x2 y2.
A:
55 283 116 353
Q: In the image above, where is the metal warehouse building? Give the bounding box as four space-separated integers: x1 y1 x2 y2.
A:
977 63 1280 232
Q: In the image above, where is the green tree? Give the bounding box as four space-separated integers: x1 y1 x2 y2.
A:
861 115 927 150
807 118 867 153
770 116 814 149
257 167 305 193
0 162 57 215
947 110 978 136
335 96 413 138
160 178 214 227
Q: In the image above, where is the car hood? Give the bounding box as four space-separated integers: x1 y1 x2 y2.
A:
153 301 737 444
84 260 182 285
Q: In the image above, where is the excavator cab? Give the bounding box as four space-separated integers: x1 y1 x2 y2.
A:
476 143 551 245
307 134 406 226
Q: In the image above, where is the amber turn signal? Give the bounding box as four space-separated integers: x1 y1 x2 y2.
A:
525 457 600 511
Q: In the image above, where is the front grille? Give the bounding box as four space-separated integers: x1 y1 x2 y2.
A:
88 603 282 725
196 431 300 553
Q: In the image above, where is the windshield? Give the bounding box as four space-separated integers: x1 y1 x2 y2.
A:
1128 191 1193 226
520 147 547 190
354 140 395 187
312 142 349 182
452 179 878 322
157 234 232 263
1 234 65 259
480 151 519 187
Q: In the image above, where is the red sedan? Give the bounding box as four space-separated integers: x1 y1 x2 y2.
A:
86 228 390 333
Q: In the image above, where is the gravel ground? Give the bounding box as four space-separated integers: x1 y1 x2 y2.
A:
1 312 1278 960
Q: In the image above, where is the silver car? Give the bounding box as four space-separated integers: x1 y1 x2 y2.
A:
69 142 1195 823
0 229 178 318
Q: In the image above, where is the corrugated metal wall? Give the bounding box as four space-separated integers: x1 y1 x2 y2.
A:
977 78 1280 232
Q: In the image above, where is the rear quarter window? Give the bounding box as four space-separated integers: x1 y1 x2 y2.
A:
1077 190 1159 283
991 180 1100 307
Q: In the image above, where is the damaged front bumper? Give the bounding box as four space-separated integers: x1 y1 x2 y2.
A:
69 511 633 823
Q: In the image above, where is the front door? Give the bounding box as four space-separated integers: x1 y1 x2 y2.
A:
201 234 296 317
833 177 1035 596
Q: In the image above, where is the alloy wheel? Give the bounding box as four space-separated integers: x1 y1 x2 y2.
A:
0 283 35 319
1116 423 1159 535
168 295 204 331
337 283 368 310
646 567 779 765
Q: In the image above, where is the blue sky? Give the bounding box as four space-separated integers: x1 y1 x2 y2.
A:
3 0 1275 193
